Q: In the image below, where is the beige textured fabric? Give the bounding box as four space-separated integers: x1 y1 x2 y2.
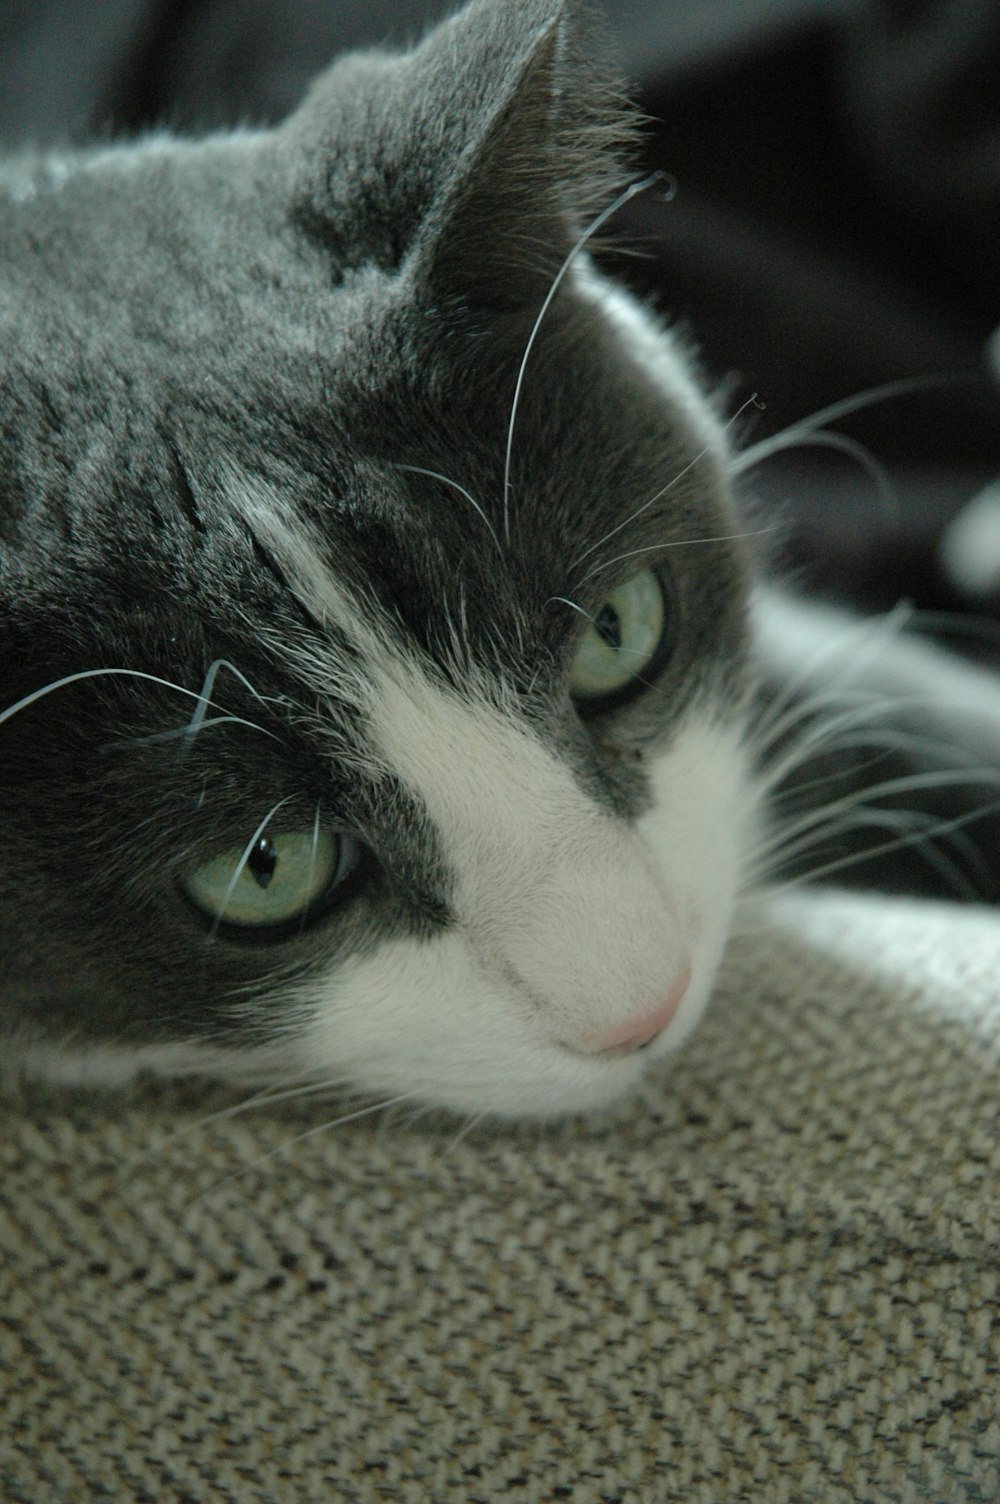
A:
3 888 999 1503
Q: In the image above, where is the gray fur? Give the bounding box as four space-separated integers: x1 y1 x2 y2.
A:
0 0 747 1066
1 0 997 1108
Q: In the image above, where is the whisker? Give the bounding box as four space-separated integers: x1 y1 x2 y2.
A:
766 371 969 437
391 462 502 556
750 599 916 750
207 796 295 940
760 765 1000 848
442 1110 487 1157
765 738 931 812
124 1077 352 1167
750 686 894 763
754 686 1000 797
183 658 269 743
579 525 777 585
733 429 896 519
185 1089 420 1203
571 392 761 574
885 608 1000 653
547 594 595 625
545 595 660 659
758 791 1000 898
757 797 971 873
754 696 950 792
1 660 278 758
192 1078 345 1124
107 713 278 750
0 666 238 730
401 1102 440 1132
503 169 672 542
755 811 982 901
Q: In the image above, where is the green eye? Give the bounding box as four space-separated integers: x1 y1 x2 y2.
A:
568 569 668 707
182 827 354 932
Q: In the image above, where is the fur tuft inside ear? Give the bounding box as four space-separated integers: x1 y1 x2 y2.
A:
281 0 639 307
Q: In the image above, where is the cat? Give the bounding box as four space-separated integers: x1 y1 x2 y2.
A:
2 0 998 1120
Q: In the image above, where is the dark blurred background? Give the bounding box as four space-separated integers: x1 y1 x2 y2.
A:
3 0 999 631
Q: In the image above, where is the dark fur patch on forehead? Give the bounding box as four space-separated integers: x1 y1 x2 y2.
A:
0 0 753 1073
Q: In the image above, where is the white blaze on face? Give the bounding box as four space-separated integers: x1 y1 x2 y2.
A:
233 479 755 1117
371 664 688 1034
293 643 753 1116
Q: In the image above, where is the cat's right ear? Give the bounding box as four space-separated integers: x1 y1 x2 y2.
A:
277 0 638 310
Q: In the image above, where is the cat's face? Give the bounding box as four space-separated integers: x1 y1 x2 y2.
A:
0 0 755 1116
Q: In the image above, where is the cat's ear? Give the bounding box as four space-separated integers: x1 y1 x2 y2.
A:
281 0 637 308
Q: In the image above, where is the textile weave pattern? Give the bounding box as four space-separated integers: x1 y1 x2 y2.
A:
3 890 999 1502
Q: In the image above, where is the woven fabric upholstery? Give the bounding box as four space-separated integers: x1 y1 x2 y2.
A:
3 889 999 1503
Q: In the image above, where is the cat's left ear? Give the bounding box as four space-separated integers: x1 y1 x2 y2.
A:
279 0 637 309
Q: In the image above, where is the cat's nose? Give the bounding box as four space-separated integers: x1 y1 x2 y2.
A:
586 969 691 1054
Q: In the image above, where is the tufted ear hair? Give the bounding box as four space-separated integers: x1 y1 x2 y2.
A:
281 0 638 309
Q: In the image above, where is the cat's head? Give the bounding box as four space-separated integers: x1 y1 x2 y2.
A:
0 0 756 1117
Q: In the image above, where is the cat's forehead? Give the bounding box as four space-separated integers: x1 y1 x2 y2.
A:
0 0 751 735
0 136 730 558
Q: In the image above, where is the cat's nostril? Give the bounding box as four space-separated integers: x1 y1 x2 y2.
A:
587 969 690 1055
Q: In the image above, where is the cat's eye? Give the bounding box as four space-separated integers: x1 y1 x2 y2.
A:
181 828 356 932
568 569 668 710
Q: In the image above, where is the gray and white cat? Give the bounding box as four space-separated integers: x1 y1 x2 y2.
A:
2 0 998 1118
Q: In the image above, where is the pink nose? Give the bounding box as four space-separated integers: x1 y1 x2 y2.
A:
587 969 691 1054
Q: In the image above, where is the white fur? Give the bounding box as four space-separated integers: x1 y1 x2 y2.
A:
215 484 757 1115
291 664 753 1117
16 295 757 1116
23 699 753 1117
573 261 731 464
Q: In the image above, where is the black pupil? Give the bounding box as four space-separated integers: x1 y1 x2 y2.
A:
248 836 278 890
595 603 622 651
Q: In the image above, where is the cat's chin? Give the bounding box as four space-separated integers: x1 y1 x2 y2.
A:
263 942 724 1122
9 952 715 1118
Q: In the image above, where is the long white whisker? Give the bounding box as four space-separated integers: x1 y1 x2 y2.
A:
503 170 671 542
765 765 1000 842
547 595 595 625
767 740 929 810
752 769 1000 876
208 796 295 940
546 595 661 660
391 463 502 555
890 609 1000 651
733 428 895 517
187 1090 420 1202
758 792 1000 897
579 526 777 584
571 393 762 573
754 682 1000 797
442 1110 487 1157
764 721 1000 808
0 666 232 730
754 805 985 899
754 697 953 793
770 372 965 437
112 714 278 748
750 599 916 748
184 658 268 741
759 799 963 870
750 686 898 762
127 1078 353 1165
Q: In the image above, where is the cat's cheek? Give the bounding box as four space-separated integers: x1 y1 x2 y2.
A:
287 933 651 1119
286 718 755 1118
634 714 757 1054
